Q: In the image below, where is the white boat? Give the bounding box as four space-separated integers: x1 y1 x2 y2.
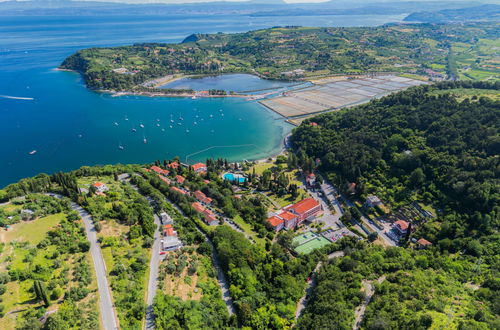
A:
118 145 124 150
156 123 160 127
28 150 37 155
186 129 190 133
125 116 129 121
140 123 145 128
114 122 119 126
161 128 165 132
169 125 173 128
210 114 213 118
132 128 137 132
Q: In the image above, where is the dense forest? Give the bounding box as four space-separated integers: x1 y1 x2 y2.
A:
60 23 499 91
291 81 499 254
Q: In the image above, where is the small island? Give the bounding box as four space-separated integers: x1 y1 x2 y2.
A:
60 23 499 97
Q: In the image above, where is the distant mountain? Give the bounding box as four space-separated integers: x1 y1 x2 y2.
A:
404 4 500 22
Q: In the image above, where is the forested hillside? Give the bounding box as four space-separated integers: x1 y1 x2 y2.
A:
291 81 499 254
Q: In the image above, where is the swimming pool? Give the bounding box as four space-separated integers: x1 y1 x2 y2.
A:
223 173 246 183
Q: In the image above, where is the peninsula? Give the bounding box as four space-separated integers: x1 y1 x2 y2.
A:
60 23 499 97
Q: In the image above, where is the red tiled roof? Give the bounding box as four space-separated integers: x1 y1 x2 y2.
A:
151 166 169 175
192 202 205 213
164 227 175 237
158 175 171 184
192 163 206 171
267 216 284 227
307 173 315 178
170 186 186 195
163 224 172 229
288 198 320 216
310 122 318 126
203 180 210 184
417 238 432 246
93 182 105 187
280 211 297 221
175 175 185 184
395 220 409 231
167 162 180 169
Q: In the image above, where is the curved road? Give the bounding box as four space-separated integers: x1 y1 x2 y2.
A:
145 213 164 330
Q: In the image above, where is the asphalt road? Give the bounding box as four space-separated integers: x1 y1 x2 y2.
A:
72 202 119 330
145 213 164 330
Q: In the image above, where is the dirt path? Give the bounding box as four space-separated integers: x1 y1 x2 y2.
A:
353 275 386 330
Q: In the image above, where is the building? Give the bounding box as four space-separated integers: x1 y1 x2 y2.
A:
266 197 323 232
192 202 219 226
306 173 316 186
417 238 432 249
393 220 409 236
92 182 109 193
170 186 186 195
194 190 212 205
266 216 284 232
175 175 185 184
160 212 172 225
364 195 382 208
158 175 171 185
151 166 169 175
285 198 323 226
20 209 35 220
192 163 207 173
167 161 180 170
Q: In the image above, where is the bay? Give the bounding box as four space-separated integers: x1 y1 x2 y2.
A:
0 13 407 187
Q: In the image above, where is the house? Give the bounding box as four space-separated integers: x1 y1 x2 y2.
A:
194 190 212 205
266 216 284 232
192 163 207 173
364 195 382 208
170 186 186 195
417 238 432 249
160 212 172 225
393 220 409 236
175 175 185 184
279 210 299 229
285 198 323 226
93 182 109 193
346 182 356 195
167 161 180 170
191 202 219 226
306 173 316 186
162 236 182 251
151 166 169 175
158 175 171 185
310 122 318 127
163 224 177 237
203 180 210 184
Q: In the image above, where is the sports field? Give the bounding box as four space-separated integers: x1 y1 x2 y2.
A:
293 231 331 254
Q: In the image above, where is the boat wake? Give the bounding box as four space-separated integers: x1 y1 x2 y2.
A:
0 95 34 101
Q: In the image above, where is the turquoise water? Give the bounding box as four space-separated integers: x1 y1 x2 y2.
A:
161 74 295 93
0 14 406 187
223 173 246 183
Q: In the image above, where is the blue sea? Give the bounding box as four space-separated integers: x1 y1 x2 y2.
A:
0 13 407 187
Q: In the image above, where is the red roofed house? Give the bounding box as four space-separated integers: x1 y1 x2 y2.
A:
203 180 210 184
175 175 185 184
93 182 109 193
151 166 169 175
168 161 180 170
310 122 318 127
191 202 219 226
285 198 323 226
417 238 432 249
170 186 186 195
279 210 299 229
158 175 171 185
306 173 316 186
267 216 284 232
194 190 212 205
192 163 207 173
163 224 177 237
393 220 409 235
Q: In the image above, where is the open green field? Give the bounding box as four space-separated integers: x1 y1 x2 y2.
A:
232 215 265 246
430 88 500 101
1 213 64 245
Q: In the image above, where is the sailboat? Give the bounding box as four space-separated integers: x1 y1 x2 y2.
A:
170 114 174 123
143 134 147 144
28 150 37 155
125 116 129 121
114 122 119 126
118 142 124 150
140 123 145 128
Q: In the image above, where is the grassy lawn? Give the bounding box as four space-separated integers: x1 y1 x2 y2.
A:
265 187 308 209
247 162 276 175
430 88 499 101
232 215 266 246
2 213 64 245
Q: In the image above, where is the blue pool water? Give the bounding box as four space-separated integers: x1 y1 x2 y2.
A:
224 173 246 183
